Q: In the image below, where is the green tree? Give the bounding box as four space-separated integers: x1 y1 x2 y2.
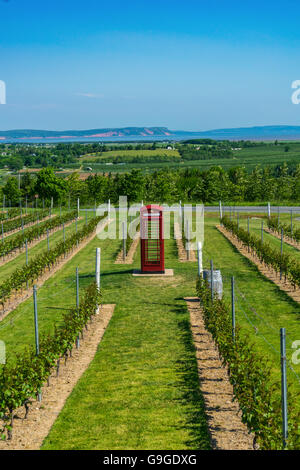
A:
3 177 21 205
21 171 35 198
245 166 263 201
65 172 89 205
34 168 67 203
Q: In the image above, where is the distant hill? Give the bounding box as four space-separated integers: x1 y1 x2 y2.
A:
185 125 300 140
0 127 173 140
1 125 300 141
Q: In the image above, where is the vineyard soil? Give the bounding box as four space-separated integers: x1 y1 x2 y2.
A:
186 298 254 450
0 304 115 450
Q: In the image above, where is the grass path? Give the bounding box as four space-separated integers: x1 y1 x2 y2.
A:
3 212 300 449
42 214 300 448
42 227 211 450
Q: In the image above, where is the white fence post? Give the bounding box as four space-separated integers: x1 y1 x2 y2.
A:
197 242 203 276
96 248 101 291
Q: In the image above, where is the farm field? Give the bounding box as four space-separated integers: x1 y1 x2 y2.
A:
73 141 300 174
80 148 180 162
11 140 300 176
1 208 300 449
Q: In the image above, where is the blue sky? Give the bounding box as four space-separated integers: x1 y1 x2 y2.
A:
0 0 300 130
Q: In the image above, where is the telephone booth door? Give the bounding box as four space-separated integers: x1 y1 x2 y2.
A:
140 205 164 273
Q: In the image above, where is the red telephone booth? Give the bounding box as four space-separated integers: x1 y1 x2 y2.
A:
140 205 165 273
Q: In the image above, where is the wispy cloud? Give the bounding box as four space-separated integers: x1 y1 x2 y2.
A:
74 92 104 99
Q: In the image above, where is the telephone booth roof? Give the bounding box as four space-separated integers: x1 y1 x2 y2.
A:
141 204 164 212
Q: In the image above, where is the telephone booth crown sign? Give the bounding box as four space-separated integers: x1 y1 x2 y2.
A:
140 205 165 273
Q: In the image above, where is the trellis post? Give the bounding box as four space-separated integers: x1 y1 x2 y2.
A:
186 220 190 261
33 285 42 402
122 221 126 261
280 328 288 449
280 228 283 280
210 259 214 302
231 276 235 342
197 242 202 277
76 267 80 349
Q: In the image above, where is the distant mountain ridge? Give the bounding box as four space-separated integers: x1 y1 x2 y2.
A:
1 125 300 141
0 127 173 139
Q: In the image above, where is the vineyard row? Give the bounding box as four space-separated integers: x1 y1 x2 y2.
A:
196 276 300 450
0 210 77 259
0 208 21 222
1 209 49 235
0 214 105 306
267 216 300 243
221 216 300 289
0 282 101 440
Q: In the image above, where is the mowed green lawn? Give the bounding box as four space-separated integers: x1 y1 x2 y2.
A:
42 220 211 450
0 214 211 450
1 210 300 449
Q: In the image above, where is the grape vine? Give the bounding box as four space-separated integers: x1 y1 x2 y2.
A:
1 209 49 235
0 282 101 440
196 275 300 449
0 210 77 259
221 216 300 289
0 214 106 307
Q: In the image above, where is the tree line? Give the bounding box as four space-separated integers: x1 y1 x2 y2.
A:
2 164 300 206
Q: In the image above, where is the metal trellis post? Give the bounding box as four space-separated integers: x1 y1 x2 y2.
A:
197 241 202 277
231 276 235 342
76 268 80 349
122 221 126 261
280 328 288 449
280 228 283 280
210 259 214 302
33 285 42 401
